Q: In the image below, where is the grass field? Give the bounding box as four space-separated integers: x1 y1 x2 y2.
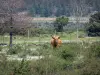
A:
0 31 100 45
0 39 100 75
0 31 100 75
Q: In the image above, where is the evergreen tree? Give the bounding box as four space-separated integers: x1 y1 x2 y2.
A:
87 12 100 36
54 16 69 32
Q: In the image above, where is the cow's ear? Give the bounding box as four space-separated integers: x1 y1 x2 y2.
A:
52 36 55 39
58 36 60 39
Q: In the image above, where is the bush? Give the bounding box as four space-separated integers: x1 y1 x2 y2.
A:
81 58 100 75
58 43 81 60
80 41 100 75
11 59 31 75
78 32 86 38
88 42 100 58
7 44 30 56
30 28 54 37
0 46 2 51
1 42 97 75
37 43 82 71
30 57 70 75
0 58 31 75
7 44 23 55
86 12 100 36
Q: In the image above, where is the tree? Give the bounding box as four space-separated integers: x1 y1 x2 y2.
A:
0 0 30 47
54 16 69 32
89 12 100 23
86 12 100 36
70 0 91 42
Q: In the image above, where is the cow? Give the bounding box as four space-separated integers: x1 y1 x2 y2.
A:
51 35 62 48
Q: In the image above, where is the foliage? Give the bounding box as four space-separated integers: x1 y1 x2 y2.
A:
7 44 23 55
88 42 100 58
78 31 86 38
0 41 100 75
0 55 31 75
90 12 100 23
11 59 31 75
30 28 54 37
80 41 100 75
0 46 2 51
7 44 35 57
25 0 100 17
81 58 100 75
37 42 82 72
1 0 100 17
54 16 69 32
86 12 100 36
0 21 28 36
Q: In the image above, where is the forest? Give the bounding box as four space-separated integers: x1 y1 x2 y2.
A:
0 0 100 17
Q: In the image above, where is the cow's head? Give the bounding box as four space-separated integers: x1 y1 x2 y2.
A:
51 35 62 48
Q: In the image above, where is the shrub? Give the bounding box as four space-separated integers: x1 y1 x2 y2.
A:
57 43 81 60
80 41 100 75
30 28 54 37
81 58 100 75
86 12 100 36
88 41 100 58
0 46 2 51
7 44 30 57
7 44 23 55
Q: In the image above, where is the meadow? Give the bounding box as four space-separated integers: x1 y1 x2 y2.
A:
0 31 100 44
0 31 100 75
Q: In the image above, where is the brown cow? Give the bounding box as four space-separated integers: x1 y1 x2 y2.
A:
51 35 62 48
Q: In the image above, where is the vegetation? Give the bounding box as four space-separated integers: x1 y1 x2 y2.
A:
25 0 100 17
7 43 39 57
80 42 100 75
0 41 100 75
86 12 100 36
54 16 69 32
1 0 100 17
0 0 100 75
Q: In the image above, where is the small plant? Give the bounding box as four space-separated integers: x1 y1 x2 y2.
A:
0 46 2 51
7 44 23 55
81 58 100 75
89 41 100 58
80 41 100 75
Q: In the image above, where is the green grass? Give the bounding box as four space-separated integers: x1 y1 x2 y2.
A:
0 39 100 75
0 31 100 45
